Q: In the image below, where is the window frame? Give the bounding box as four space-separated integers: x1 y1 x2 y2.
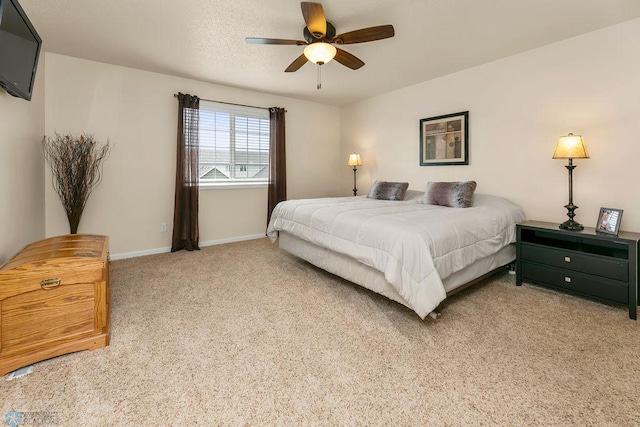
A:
198 100 270 189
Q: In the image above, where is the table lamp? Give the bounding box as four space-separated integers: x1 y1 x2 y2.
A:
552 133 589 230
347 153 362 196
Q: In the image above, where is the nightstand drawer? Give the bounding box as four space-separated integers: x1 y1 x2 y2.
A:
521 261 628 304
521 243 628 281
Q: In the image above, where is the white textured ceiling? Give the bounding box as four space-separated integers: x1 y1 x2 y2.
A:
19 0 640 106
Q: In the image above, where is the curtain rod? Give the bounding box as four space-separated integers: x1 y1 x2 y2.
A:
173 93 282 111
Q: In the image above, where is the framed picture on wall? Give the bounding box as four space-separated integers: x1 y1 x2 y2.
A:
596 207 623 235
419 111 469 166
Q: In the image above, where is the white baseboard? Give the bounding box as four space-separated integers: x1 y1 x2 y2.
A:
199 233 266 248
109 246 171 261
109 233 266 261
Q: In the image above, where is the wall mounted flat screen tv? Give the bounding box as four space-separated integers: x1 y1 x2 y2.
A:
0 0 42 101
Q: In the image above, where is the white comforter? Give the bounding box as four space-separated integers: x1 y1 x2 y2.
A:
266 194 525 318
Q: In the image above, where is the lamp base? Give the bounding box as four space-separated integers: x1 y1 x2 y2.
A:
559 219 584 231
352 167 358 197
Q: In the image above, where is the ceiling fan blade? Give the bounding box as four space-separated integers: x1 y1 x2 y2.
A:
301 2 326 39
245 37 306 46
333 25 395 45
334 48 364 70
285 54 309 72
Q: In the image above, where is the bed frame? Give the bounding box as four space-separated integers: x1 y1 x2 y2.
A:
278 231 514 317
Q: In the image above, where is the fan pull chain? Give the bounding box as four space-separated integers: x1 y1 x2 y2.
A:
317 61 324 90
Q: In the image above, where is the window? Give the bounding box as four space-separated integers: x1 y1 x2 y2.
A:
198 100 270 186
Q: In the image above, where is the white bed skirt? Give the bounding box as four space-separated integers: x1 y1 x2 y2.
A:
278 231 515 314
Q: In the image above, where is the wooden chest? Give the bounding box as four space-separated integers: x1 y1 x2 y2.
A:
0 234 110 375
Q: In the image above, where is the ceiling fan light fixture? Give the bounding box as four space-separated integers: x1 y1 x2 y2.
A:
303 42 337 65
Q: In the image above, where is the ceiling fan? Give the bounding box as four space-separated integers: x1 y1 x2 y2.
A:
245 2 395 88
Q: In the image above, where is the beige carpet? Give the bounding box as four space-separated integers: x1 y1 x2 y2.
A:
2 238 639 425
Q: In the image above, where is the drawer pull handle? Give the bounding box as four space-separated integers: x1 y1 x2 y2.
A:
40 278 61 289
564 256 571 263
564 277 572 283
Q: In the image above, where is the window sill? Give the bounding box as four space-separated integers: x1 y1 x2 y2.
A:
199 182 268 190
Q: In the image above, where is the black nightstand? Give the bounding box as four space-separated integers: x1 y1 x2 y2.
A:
516 220 640 319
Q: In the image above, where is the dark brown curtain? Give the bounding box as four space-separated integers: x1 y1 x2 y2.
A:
171 93 200 252
267 107 287 226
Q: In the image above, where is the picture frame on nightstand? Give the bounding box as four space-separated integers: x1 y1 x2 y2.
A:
596 207 623 235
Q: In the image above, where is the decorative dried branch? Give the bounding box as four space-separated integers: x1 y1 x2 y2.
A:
42 133 110 234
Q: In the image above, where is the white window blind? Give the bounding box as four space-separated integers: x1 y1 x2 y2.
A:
198 100 270 185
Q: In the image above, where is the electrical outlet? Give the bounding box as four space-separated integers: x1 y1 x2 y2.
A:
160 223 167 232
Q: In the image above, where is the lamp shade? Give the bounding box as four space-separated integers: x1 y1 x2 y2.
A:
347 153 362 166
552 133 589 159
303 42 337 65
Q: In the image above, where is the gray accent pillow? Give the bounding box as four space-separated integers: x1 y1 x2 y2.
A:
423 181 477 208
367 181 409 201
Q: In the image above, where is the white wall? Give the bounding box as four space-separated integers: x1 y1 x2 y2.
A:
341 18 640 232
40 18 640 258
44 54 342 257
0 58 45 265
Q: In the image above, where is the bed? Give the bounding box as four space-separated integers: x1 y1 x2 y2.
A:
266 186 525 319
